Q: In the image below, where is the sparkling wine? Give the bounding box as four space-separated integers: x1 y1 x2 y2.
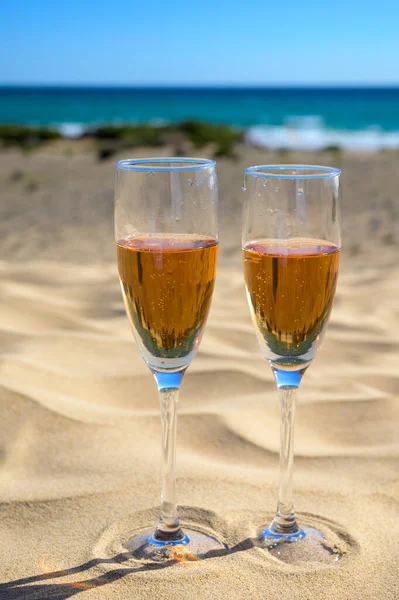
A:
117 235 218 370
243 238 340 369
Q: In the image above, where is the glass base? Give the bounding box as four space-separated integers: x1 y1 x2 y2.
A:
257 524 342 564
124 528 226 562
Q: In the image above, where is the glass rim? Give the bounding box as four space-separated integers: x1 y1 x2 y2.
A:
116 157 216 172
245 165 341 180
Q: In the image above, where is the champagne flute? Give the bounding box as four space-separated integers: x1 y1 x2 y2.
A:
115 157 223 562
242 165 341 563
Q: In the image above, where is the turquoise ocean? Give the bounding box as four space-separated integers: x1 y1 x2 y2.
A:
1 86 399 150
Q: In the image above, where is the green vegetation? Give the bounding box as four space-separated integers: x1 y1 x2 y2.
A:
92 124 167 146
0 121 243 159
91 121 243 160
0 125 61 149
324 144 342 153
179 120 243 157
92 124 169 161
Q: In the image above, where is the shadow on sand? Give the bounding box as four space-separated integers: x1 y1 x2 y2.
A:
0 538 256 599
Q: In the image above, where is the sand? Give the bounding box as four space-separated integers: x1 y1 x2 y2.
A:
0 145 398 599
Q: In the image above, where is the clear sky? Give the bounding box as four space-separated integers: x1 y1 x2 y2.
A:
2 0 399 86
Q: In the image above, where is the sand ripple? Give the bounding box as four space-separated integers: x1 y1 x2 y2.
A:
0 261 398 598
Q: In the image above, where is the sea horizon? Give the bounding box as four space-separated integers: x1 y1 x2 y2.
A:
1 85 399 151
1 83 399 88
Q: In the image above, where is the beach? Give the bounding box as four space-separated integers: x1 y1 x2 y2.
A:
0 143 398 599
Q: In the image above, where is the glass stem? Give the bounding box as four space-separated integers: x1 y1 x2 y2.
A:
270 385 300 535
152 371 184 542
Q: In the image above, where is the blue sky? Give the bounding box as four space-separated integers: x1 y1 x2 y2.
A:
1 0 399 85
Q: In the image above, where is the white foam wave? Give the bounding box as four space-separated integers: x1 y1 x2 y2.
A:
247 117 399 151
57 122 86 138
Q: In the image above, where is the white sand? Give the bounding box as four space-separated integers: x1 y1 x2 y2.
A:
0 146 398 599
